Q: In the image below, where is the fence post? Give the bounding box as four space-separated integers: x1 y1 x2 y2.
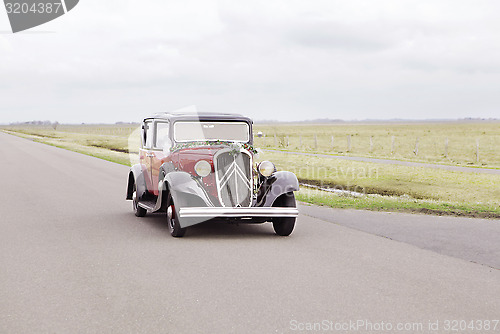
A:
414 137 419 156
314 134 318 150
347 135 351 152
370 136 373 153
444 137 448 158
331 136 334 150
286 136 289 147
274 133 277 147
391 136 395 154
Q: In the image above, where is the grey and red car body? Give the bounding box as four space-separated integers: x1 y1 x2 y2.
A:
126 112 299 237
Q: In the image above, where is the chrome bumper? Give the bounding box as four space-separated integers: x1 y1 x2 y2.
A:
178 207 299 219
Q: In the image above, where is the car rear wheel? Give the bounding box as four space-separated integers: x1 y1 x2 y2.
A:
132 183 147 217
166 193 186 237
272 192 296 236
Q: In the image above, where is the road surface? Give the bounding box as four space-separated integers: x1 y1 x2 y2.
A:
299 205 500 270
1 132 499 334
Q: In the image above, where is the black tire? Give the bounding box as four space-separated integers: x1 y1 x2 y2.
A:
166 193 186 237
272 192 296 236
132 183 147 217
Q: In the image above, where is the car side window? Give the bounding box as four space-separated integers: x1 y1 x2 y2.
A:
144 121 154 149
156 122 171 150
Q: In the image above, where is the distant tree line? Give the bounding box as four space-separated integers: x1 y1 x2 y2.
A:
10 120 59 129
115 122 140 125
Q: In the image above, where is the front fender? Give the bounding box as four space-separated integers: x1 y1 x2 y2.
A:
126 164 147 200
164 171 213 209
260 171 299 207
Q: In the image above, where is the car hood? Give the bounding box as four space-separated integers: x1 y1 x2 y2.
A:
174 145 225 161
173 145 230 173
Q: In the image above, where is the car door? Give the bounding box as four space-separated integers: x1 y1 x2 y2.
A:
140 120 154 193
150 121 170 196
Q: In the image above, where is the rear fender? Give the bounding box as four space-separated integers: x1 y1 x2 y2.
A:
126 164 147 200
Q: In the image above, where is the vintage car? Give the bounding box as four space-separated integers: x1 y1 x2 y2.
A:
126 112 299 237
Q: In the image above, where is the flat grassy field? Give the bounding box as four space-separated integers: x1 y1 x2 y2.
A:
254 121 500 168
2 121 499 218
2 124 138 166
260 150 499 218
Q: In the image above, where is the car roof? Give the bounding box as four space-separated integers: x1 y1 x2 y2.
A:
144 112 253 123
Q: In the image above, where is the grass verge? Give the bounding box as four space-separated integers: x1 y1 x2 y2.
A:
298 187 500 219
2 129 132 166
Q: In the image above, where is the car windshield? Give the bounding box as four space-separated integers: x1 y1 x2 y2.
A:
173 121 250 142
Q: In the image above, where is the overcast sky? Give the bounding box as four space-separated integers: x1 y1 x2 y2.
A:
1 0 500 123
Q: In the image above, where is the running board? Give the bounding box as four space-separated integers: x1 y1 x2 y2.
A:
138 200 157 212
137 180 165 213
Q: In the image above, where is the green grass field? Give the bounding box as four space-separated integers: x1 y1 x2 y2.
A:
260 150 499 218
254 121 500 168
2 121 499 218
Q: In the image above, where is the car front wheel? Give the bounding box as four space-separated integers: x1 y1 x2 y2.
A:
166 193 186 237
272 192 296 236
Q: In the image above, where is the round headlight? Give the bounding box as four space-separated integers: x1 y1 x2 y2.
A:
194 160 211 177
258 161 275 177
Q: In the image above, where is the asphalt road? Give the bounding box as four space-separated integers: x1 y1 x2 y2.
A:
299 205 500 270
1 132 500 334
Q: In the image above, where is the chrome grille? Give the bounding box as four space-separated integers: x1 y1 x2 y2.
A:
214 149 252 207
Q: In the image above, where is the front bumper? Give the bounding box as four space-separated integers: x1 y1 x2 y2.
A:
179 207 299 219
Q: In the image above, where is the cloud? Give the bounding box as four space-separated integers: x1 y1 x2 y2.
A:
1 0 500 123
